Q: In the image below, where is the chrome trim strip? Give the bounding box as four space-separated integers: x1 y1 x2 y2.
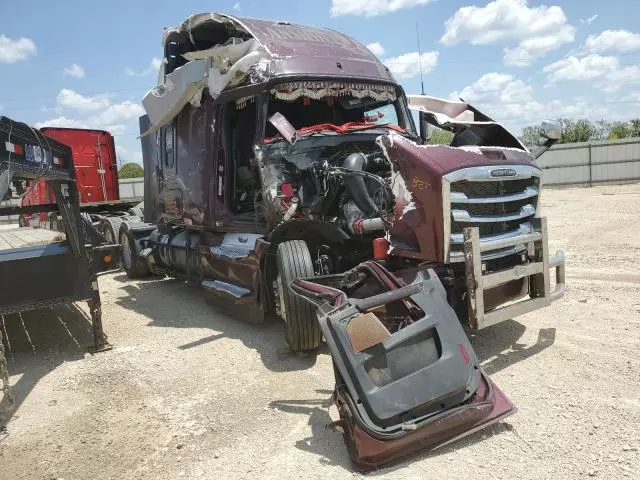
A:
443 164 542 183
450 222 533 245
442 179 451 263
450 186 538 204
452 204 536 222
449 244 527 263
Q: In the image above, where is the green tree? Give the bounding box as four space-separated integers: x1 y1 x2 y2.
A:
519 125 543 148
593 119 612 141
630 119 640 137
608 121 632 140
558 118 596 143
428 127 454 145
118 163 144 179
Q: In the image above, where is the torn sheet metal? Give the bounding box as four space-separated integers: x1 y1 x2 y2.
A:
141 12 399 137
210 233 264 258
407 94 528 151
141 14 271 138
142 59 209 136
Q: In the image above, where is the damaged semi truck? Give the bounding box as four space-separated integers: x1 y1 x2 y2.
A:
122 13 566 469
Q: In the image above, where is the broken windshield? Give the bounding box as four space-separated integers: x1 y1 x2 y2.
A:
262 81 415 143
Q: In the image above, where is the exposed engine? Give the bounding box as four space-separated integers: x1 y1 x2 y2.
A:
260 141 395 235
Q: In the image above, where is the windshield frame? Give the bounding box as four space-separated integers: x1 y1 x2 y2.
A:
256 81 418 147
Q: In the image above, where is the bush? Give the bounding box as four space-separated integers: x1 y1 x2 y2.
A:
118 163 144 179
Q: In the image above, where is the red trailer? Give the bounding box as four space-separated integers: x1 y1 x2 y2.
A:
40 128 120 204
17 127 143 241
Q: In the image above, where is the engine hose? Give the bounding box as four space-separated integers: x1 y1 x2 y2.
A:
342 153 379 216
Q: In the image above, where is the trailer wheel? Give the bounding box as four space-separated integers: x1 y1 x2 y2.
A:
18 215 27 227
276 240 322 352
101 217 125 244
81 212 92 224
118 223 149 278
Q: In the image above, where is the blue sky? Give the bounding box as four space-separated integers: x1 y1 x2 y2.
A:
1 0 640 165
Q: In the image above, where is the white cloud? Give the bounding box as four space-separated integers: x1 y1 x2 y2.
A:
96 124 127 136
448 72 612 134
34 117 88 130
0 34 36 63
48 88 144 136
115 146 144 165
40 90 143 137
91 101 144 125
585 29 640 53
542 54 640 93
383 51 438 79
233 2 241 10
63 63 86 78
441 0 575 66
126 57 163 76
452 72 533 104
366 42 385 56
603 65 640 93
580 14 598 26
543 54 619 83
331 0 432 17
57 89 110 112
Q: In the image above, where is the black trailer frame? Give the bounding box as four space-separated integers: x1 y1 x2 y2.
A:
0 116 120 353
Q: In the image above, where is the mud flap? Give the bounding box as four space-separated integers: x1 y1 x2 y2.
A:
291 261 516 471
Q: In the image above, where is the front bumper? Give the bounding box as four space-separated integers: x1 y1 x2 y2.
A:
463 216 566 329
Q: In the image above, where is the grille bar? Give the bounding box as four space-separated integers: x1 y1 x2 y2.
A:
450 221 534 245
452 204 536 223
450 186 538 204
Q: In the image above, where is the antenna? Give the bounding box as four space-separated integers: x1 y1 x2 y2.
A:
416 22 425 95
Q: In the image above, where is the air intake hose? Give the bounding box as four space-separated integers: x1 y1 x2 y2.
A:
343 153 379 216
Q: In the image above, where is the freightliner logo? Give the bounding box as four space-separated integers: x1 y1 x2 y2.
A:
490 168 517 177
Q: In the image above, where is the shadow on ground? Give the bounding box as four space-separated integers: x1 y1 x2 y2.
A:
469 319 556 375
112 274 328 373
1 303 95 426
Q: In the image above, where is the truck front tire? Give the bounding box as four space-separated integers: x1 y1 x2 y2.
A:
276 240 322 352
118 223 149 278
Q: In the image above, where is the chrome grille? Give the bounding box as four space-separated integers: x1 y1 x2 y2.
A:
442 165 541 262
451 178 535 197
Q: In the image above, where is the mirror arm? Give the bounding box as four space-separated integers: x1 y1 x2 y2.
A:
531 138 558 159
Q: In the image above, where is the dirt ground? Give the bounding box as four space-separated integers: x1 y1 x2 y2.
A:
0 184 639 480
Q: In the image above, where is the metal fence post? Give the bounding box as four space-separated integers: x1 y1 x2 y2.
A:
588 142 592 187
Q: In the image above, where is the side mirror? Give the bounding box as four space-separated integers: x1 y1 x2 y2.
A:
531 120 562 159
540 120 561 141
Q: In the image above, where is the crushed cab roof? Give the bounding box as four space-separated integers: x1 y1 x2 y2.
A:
165 13 395 82
140 13 396 137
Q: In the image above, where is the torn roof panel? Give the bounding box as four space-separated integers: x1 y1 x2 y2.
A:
165 13 395 83
234 17 393 81
140 13 397 137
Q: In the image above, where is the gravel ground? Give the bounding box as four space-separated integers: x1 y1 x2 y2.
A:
0 184 639 479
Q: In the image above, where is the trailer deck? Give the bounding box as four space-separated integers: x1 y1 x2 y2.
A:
0 226 65 251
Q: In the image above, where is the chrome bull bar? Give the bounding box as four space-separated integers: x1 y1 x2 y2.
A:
463 217 566 329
